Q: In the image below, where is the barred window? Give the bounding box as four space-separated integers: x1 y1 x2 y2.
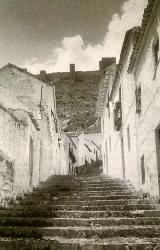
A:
135 85 141 115
113 101 122 131
141 155 145 185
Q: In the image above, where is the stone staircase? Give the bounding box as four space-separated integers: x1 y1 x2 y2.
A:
1 175 160 249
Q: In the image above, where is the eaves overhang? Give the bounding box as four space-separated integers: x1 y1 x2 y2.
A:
96 64 116 117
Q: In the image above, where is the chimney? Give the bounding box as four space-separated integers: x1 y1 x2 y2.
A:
22 68 27 72
70 64 75 73
99 57 116 71
40 70 47 81
70 64 76 80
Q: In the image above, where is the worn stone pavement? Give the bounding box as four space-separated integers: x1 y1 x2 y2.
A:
1 174 160 249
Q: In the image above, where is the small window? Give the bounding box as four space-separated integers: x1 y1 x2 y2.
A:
141 155 145 185
135 84 141 115
113 101 122 131
127 125 131 151
109 135 112 151
108 94 110 118
119 87 121 100
153 38 159 67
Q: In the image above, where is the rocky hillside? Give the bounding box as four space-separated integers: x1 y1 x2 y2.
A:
37 58 116 132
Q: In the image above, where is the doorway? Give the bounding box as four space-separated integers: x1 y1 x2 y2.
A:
155 126 160 194
105 140 108 174
39 141 43 183
121 136 126 179
29 137 34 187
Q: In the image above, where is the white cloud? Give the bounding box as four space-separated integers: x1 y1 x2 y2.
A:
22 0 148 74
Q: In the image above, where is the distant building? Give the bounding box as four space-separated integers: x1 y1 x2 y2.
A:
77 118 102 173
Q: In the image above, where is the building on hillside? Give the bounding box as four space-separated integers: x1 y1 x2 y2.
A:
96 0 160 197
57 131 78 176
77 121 102 173
0 64 68 204
66 132 79 148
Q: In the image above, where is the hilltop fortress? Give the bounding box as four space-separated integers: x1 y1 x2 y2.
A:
37 57 116 132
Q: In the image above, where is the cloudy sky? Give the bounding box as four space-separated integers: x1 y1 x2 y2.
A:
0 0 147 73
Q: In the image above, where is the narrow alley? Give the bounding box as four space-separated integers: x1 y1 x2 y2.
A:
1 0 160 249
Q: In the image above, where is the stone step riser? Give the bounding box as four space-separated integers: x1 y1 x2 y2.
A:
24 195 140 202
1 217 160 227
40 178 129 181
0 239 159 250
40 183 133 188
34 185 134 193
0 210 159 218
11 203 154 211
0 174 159 249
26 191 137 198
19 199 150 206
1 226 160 238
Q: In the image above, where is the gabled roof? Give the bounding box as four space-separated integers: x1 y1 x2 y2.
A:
0 63 48 86
128 0 157 73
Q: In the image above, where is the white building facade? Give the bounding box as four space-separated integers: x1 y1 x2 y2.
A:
97 0 160 197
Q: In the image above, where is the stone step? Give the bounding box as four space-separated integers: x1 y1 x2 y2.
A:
24 194 141 202
9 203 155 211
35 186 135 192
1 174 159 249
40 181 133 188
1 209 160 219
19 198 150 206
1 225 160 238
1 216 160 227
45 177 123 182
30 190 137 197
1 237 160 250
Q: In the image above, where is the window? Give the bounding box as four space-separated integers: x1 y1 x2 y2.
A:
113 101 122 131
135 84 141 115
109 135 112 151
106 93 110 118
141 155 145 185
153 38 159 79
153 38 159 67
127 125 131 151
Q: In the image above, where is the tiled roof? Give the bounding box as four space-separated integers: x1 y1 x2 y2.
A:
0 64 48 85
128 0 157 73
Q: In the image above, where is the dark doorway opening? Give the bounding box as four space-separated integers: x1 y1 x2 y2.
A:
105 140 108 174
29 137 34 187
121 136 125 179
155 126 160 194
